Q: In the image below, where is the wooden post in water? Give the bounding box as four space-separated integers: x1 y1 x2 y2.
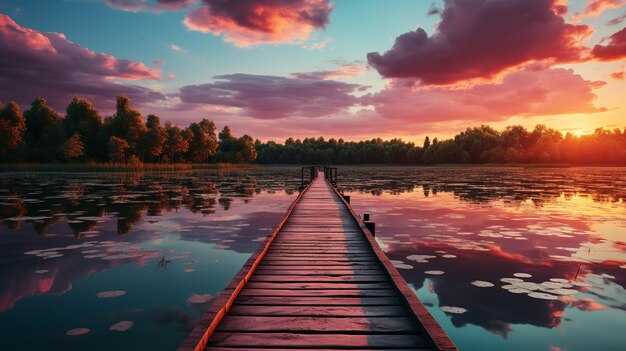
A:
364 213 376 236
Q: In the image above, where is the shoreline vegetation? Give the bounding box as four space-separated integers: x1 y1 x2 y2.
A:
2 95 626 170
0 163 257 173
0 163 621 173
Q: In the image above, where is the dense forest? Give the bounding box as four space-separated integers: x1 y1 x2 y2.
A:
256 125 626 165
0 96 256 164
1 96 625 165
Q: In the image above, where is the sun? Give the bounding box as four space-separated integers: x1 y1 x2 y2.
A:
573 130 588 138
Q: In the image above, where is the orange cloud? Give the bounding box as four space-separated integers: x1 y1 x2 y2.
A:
592 27 626 60
364 66 606 124
183 0 333 47
582 0 624 17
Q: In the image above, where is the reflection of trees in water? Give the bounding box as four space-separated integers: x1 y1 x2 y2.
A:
337 167 626 205
0 169 299 235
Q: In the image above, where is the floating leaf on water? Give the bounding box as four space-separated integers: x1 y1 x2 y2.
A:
406 255 436 263
187 294 212 304
43 254 64 259
513 273 532 278
82 250 100 254
471 280 494 288
36 251 60 257
66 328 89 336
102 254 142 260
541 281 572 289
545 288 579 296
440 306 467 314
601 273 615 279
508 288 531 294
500 278 524 284
109 321 133 332
549 278 570 284
97 290 126 298
24 250 44 255
35 269 48 274
425 270 445 275
570 280 592 287
516 282 542 290
84 254 108 258
528 292 559 300
391 260 414 270
441 254 457 259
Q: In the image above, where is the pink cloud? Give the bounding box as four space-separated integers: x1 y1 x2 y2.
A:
105 0 194 12
291 62 367 80
0 14 164 110
183 0 333 47
367 0 591 85
582 0 624 17
156 66 606 141
608 12 626 25
611 70 625 79
364 66 606 124
177 73 363 119
592 26 626 60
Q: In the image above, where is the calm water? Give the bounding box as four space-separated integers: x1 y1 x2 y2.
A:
1 166 625 350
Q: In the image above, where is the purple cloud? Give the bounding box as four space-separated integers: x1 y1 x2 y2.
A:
0 14 165 111
367 0 591 85
105 0 193 12
178 73 363 119
592 26 626 60
183 0 334 46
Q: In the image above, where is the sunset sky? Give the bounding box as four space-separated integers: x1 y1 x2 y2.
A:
1 0 625 142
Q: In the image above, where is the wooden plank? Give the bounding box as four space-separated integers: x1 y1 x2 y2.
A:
234 296 401 306
244 282 394 290
254 269 385 275
208 333 427 348
216 316 417 332
256 265 383 271
239 289 397 297
227 305 410 317
249 275 389 283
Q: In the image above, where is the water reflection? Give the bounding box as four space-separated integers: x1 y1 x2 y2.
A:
0 168 299 350
343 167 626 351
1 166 625 351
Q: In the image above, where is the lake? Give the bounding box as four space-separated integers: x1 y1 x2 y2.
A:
1 166 625 350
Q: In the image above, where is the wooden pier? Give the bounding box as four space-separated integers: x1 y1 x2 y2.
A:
179 172 457 351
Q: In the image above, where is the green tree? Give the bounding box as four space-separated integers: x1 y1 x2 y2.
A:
0 101 26 161
24 97 65 161
108 136 129 163
62 133 85 161
186 119 218 163
139 114 167 161
238 134 257 162
64 97 103 160
107 96 146 155
163 122 189 162
217 125 238 162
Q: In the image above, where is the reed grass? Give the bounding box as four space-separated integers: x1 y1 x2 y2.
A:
0 162 256 173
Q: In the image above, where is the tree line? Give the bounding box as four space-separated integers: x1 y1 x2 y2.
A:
256 125 626 165
1 96 625 165
0 96 256 164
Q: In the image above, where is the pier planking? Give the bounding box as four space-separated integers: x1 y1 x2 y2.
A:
178 174 457 351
